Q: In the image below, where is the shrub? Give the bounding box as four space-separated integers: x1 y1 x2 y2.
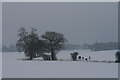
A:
71 52 78 61
115 51 120 63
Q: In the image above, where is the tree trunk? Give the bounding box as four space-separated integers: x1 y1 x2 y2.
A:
29 52 33 60
51 50 57 60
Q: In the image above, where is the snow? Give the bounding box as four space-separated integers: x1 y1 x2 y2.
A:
57 50 117 61
0 51 2 79
2 50 118 78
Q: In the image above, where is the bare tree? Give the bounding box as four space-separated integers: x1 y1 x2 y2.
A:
41 31 66 60
16 27 39 60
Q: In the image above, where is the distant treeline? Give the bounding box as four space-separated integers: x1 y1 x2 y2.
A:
64 44 81 50
81 42 118 51
2 45 17 52
2 42 118 52
2 44 81 52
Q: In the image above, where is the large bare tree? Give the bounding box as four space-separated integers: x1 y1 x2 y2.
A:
41 31 66 60
16 27 40 60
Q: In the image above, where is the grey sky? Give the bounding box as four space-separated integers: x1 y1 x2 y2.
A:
2 2 118 46
0 2 1 47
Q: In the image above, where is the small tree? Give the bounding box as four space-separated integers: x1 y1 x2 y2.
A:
41 31 66 60
71 52 78 61
115 51 120 63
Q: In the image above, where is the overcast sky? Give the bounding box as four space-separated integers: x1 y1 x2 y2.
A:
2 2 118 46
0 2 1 48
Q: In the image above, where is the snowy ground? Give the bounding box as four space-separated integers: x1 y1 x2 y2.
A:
0 51 2 79
2 50 118 78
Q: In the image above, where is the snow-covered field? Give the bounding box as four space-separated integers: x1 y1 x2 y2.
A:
0 52 2 80
2 50 118 78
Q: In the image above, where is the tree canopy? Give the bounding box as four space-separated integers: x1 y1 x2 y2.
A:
41 31 66 60
16 27 66 60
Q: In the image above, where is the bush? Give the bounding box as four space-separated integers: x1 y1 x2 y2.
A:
115 51 120 63
71 52 78 61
